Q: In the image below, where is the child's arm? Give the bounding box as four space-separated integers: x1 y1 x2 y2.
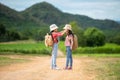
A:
70 36 73 50
60 29 67 35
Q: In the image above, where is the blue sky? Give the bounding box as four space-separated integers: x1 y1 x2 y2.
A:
0 0 120 20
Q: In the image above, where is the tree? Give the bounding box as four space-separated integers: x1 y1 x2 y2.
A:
0 24 21 42
0 24 6 36
110 34 120 45
7 30 21 41
70 21 86 47
84 27 105 47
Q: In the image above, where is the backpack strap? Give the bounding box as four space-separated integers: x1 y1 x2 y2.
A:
51 33 54 43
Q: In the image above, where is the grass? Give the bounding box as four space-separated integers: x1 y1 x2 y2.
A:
0 40 120 56
59 41 120 54
92 58 120 80
0 56 28 66
82 58 120 80
73 53 120 58
76 43 120 54
0 40 52 55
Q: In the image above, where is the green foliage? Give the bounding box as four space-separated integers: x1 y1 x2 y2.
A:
84 27 105 47
34 27 49 41
70 21 86 46
0 24 6 35
109 34 120 45
0 24 21 42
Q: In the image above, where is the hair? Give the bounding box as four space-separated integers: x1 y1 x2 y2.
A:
49 31 54 35
68 30 74 37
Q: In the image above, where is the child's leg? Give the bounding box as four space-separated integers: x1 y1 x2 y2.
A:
51 43 58 69
66 46 70 68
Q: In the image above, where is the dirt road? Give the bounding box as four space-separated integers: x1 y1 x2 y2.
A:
0 54 98 80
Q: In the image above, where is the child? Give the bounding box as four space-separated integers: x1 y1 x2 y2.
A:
63 24 73 70
49 24 66 70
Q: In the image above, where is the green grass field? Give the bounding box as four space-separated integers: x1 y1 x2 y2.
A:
0 40 52 55
59 41 120 54
0 40 120 56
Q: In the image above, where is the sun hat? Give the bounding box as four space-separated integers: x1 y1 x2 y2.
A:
50 24 58 31
63 24 72 30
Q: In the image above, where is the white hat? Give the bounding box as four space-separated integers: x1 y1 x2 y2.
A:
63 24 72 30
50 24 58 31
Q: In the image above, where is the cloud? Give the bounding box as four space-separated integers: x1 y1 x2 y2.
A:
53 1 120 20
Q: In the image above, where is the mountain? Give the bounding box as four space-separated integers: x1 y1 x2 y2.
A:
21 2 63 25
21 2 120 29
0 2 46 31
0 3 24 28
0 2 120 36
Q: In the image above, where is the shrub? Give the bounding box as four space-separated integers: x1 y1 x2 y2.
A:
70 21 86 47
73 43 120 54
84 27 105 47
110 34 120 45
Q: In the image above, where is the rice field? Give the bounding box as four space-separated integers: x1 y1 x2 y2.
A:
59 42 120 55
0 40 120 56
0 40 51 55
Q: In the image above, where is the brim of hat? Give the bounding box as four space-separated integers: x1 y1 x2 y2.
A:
63 27 72 30
50 27 58 31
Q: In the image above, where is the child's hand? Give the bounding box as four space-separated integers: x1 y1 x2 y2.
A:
64 29 67 32
70 46 72 50
62 29 67 33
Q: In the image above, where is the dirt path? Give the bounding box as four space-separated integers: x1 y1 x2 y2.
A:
0 54 98 80
57 49 64 57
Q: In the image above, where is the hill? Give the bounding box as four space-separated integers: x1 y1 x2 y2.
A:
0 1 120 41
21 2 120 30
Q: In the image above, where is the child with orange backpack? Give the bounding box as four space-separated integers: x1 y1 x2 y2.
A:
63 24 78 70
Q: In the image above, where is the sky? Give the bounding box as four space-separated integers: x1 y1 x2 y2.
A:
0 0 120 21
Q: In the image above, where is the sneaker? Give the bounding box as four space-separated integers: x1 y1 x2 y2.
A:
68 67 72 70
63 67 68 70
53 67 60 70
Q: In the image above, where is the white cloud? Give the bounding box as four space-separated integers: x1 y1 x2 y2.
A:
54 1 120 20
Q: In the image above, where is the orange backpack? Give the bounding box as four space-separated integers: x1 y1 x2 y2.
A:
45 33 53 47
72 35 78 50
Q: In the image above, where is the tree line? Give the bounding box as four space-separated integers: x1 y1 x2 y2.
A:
0 22 120 46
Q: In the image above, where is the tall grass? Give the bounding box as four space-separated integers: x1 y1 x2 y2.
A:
1 41 120 55
0 41 51 55
75 43 120 54
59 42 120 54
